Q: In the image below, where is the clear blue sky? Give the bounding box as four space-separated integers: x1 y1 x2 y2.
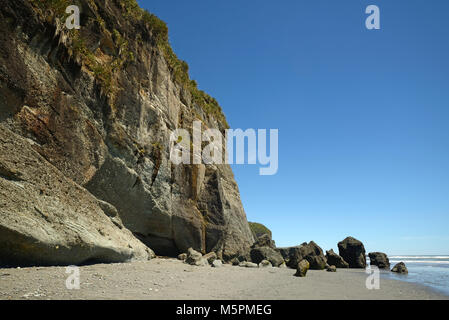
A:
138 0 449 255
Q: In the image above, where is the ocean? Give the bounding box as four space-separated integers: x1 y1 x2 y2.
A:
377 256 449 296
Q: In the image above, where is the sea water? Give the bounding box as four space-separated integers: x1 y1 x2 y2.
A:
376 256 449 296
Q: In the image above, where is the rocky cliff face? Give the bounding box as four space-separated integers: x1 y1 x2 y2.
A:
0 0 254 265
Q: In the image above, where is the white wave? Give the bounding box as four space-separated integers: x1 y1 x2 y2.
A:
389 260 449 264
389 256 449 259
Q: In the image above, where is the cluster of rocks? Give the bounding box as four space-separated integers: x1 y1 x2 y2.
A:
249 235 284 267
289 237 361 277
178 248 223 268
173 223 413 282
174 231 409 278
368 252 408 274
271 235 408 277
177 246 282 269
277 241 327 270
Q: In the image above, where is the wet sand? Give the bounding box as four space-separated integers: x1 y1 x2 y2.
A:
0 258 447 300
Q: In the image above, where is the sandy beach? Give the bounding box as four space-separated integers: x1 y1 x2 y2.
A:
0 258 447 300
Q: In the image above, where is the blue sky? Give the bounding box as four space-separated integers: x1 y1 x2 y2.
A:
138 0 449 255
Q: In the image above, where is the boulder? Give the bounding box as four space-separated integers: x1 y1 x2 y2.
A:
326 249 349 268
277 241 327 270
327 265 337 272
368 252 390 269
391 262 408 274
294 259 310 277
203 252 217 265
250 247 284 267
185 248 208 266
177 253 187 261
212 260 223 268
259 260 272 268
337 237 366 268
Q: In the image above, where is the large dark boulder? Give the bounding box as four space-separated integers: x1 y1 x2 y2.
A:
294 260 310 277
250 247 284 267
326 249 349 268
249 232 282 266
277 241 327 270
368 252 390 269
337 237 366 268
0 126 154 267
391 262 408 274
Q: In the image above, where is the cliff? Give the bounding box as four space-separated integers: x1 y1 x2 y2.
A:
0 0 254 266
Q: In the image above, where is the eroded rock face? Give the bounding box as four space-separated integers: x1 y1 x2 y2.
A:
338 237 366 268
391 262 408 274
326 249 349 268
277 241 327 270
368 252 390 269
249 234 283 266
0 126 154 267
0 0 254 262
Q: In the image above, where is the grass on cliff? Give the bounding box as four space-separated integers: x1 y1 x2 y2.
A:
30 0 228 128
248 222 272 239
119 0 229 128
29 0 70 15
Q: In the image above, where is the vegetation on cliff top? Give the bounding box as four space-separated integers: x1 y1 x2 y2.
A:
30 0 228 128
248 222 272 240
120 0 228 127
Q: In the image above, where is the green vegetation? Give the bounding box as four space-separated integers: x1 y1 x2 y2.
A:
142 11 169 44
119 0 229 127
248 222 272 240
69 30 114 95
31 0 228 127
29 0 71 16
